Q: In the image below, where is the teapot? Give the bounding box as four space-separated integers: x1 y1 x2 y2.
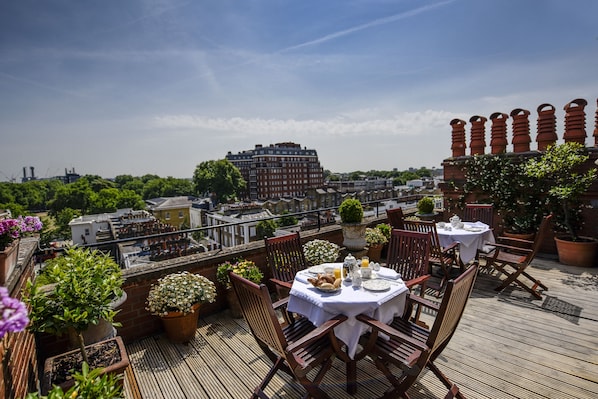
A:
449 214 461 227
343 253 357 282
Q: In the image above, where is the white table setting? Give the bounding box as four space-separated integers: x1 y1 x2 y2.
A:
436 219 496 264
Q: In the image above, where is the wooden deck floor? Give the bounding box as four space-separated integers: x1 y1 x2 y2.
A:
125 257 598 398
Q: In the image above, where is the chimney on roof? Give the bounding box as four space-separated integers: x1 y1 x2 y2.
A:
23 167 27 179
30 166 35 179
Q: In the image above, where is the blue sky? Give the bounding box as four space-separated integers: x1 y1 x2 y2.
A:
1 0 597 181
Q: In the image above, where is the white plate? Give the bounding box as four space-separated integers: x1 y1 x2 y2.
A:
362 279 391 291
308 265 326 274
465 227 483 232
315 285 341 293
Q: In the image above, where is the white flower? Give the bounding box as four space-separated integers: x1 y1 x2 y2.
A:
146 271 217 317
303 239 340 265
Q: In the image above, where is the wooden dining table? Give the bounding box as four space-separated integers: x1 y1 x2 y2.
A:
287 263 408 394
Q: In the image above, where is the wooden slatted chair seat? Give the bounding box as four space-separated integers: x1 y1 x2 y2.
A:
357 264 478 399
229 271 347 399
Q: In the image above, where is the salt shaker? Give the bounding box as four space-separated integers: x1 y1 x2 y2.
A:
343 253 356 282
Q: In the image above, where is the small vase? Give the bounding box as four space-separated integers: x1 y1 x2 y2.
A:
160 303 201 343
226 288 243 319
0 239 20 285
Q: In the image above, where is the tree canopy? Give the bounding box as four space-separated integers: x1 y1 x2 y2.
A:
192 159 246 203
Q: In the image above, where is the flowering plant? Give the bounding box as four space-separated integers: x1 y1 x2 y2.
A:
302 239 340 265
217 259 263 289
0 215 43 251
0 287 29 339
146 271 216 317
365 227 388 246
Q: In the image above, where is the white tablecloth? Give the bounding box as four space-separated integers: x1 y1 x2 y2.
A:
436 221 495 264
287 264 408 359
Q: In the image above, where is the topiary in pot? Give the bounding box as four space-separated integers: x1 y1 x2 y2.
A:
339 198 364 224
339 198 366 251
416 197 435 215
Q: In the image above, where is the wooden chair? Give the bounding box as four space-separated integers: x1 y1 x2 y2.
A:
357 264 478 399
385 229 432 323
387 207 405 230
402 220 462 293
265 232 308 299
229 271 347 399
481 214 552 299
464 203 494 229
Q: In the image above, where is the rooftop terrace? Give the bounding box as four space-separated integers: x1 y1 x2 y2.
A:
124 256 598 399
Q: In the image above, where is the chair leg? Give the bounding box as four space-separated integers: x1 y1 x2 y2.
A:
427 361 466 399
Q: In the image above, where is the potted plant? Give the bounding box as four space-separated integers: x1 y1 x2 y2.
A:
26 362 124 399
0 286 29 339
525 142 598 267
302 239 341 266
365 226 389 262
338 198 366 251
217 259 263 318
23 247 128 394
415 197 436 220
146 271 216 343
0 215 42 284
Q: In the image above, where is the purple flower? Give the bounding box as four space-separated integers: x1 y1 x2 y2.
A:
0 287 29 338
0 215 42 251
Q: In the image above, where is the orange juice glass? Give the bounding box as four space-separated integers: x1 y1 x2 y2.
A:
361 256 369 268
333 267 341 280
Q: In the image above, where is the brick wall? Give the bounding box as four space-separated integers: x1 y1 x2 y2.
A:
1 238 39 399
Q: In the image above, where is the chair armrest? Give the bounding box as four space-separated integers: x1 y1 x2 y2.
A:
286 314 348 354
269 278 293 291
405 274 430 289
442 241 459 253
272 296 289 311
406 292 440 312
486 241 533 255
356 313 429 352
496 236 534 248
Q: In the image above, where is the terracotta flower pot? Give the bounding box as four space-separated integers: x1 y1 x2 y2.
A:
160 303 201 343
555 237 598 267
0 239 20 285
226 288 243 319
367 243 384 262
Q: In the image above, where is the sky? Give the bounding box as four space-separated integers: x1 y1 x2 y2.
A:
1 0 598 181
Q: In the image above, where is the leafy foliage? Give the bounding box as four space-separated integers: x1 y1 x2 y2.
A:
216 259 263 289
416 197 435 214
193 159 246 203
339 198 363 223
256 219 277 238
145 271 216 316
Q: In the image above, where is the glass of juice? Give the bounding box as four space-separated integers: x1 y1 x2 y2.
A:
333 266 342 280
361 256 369 268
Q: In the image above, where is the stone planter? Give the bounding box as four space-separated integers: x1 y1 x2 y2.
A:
80 291 128 346
0 239 20 285
341 223 367 251
555 237 598 267
42 336 129 395
160 303 201 343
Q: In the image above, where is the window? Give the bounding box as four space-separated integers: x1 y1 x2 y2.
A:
165 212 171 220
178 211 184 219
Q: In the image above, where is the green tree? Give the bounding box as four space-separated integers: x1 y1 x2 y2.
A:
193 159 246 203
277 211 298 227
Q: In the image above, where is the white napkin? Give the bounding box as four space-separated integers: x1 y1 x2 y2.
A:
377 268 400 280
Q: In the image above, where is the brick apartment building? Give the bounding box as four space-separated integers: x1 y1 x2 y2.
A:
226 142 324 200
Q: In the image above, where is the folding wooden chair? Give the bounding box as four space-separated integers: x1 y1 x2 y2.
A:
229 271 347 399
385 229 432 324
357 264 478 399
387 207 405 230
265 232 308 299
402 220 461 293
464 203 494 229
481 214 552 299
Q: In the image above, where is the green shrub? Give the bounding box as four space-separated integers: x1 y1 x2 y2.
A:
416 197 435 215
339 198 363 223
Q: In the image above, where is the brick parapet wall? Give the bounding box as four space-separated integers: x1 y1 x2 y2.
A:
1 238 39 399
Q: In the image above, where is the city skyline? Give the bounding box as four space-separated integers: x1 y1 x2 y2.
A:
1 0 598 181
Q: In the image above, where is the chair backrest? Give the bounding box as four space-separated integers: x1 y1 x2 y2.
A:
464 203 494 228
386 207 405 230
426 264 478 358
402 220 444 259
229 271 287 355
265 232 308 283
386 229 431 283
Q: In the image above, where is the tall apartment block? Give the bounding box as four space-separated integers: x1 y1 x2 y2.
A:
226 142 324 200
